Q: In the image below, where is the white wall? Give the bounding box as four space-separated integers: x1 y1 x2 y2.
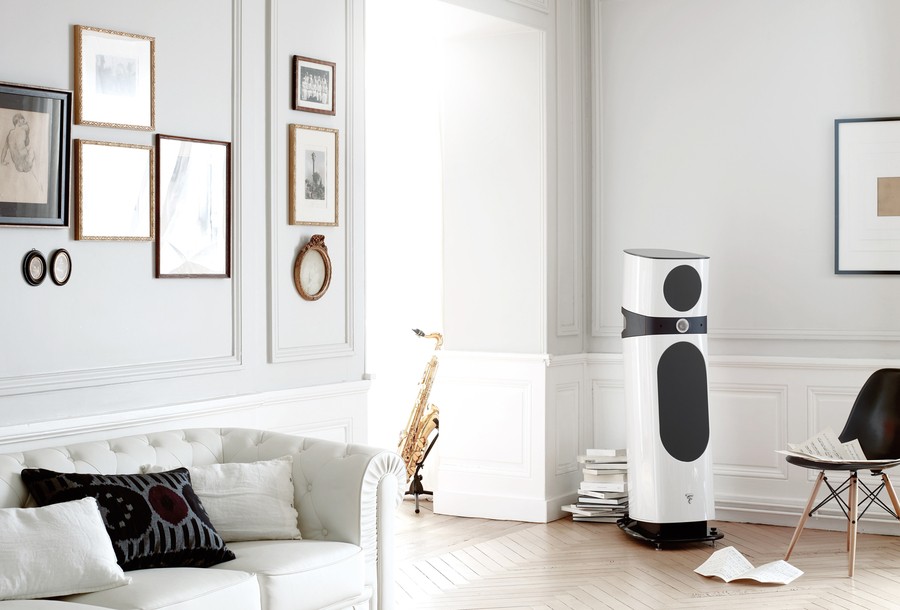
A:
594 0 900 359
593 0 900 533
0 0 370 443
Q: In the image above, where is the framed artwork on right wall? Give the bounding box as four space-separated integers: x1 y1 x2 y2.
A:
835 116 900 274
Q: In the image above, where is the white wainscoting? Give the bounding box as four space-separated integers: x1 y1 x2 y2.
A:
432 352 593 523
588 353 900 536
0 381 371 455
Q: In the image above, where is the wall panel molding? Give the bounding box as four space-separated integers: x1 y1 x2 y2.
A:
554 0 584 338
554 381 580 475
710 383 789 480
505 0 549 14
0 0 246 397
0 380 371 452
267 0 355 364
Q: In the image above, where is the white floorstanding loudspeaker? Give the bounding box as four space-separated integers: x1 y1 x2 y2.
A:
618 249 723 548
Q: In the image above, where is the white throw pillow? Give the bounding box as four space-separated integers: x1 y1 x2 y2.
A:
146 456 301 542
0 497 131 600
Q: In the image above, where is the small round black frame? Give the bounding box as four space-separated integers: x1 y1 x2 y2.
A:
22 249 47 286
50 248 72 286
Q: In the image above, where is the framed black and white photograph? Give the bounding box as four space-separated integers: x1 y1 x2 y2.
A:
292 55 335 115
156 134 231 278
0 82 71 227
835 116 900 274
76 140 154 240
75 25 155 130
289 124 338 226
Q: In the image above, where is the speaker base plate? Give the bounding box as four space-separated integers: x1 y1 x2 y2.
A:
617 518 723 550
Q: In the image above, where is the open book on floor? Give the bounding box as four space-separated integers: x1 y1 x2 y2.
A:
694 546 802 585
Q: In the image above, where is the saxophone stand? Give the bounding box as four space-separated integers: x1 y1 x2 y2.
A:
406 428 438 514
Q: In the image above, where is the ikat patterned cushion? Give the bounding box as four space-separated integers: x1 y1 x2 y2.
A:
20 467 235 571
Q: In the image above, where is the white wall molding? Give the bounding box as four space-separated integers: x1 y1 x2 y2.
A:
554 0 584 338
0 1 246 397
0 380 371 452
709 383 789 480
267 0 355 364
505 0 549 14
554 381 580 475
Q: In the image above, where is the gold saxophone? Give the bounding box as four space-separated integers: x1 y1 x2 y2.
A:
398 329 442 483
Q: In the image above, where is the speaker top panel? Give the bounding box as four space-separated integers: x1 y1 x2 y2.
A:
622 249 709 318
624 249 709 260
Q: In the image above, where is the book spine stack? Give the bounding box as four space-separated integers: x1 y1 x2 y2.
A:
561 448 628 523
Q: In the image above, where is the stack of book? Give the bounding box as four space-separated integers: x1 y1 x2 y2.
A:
562 448 628 523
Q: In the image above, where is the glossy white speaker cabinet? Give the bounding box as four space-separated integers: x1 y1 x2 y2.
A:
619 249 722 548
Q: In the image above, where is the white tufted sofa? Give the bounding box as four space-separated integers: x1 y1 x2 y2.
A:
0 428 406 610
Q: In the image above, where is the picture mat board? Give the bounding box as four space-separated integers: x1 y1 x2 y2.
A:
289 124 338 226
156 136 230 277
75 25 155 130
0 83 70 226
77 140 153 240
836 117 900 273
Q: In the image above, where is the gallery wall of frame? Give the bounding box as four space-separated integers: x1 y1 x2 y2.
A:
0 0 365 433
5 23 233 283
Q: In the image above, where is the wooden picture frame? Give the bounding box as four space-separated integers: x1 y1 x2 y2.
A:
76 140 154 240
155 134 231 278
835 117 900 274
289 124 338 226
75 25 155 130
292 55 335 115
0 82 71 227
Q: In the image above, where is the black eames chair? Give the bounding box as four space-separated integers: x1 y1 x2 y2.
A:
784 368 900 577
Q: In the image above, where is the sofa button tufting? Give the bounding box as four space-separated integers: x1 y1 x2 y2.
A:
307 484 313 491
322 529 327 536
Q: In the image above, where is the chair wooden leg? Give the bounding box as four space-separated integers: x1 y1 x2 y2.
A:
848 473 858 578
882 473 900 521
785 471 825 561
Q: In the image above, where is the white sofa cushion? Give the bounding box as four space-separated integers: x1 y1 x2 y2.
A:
0 498 130 601
182 456 301 542
219 540 367 610
61 567 261 610
0 602 104 609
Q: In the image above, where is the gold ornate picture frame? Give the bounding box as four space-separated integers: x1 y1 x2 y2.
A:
289 124 338 226
76 140 154 241
74 25 155 131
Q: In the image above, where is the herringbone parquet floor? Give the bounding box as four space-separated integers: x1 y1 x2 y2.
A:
395 499 900 609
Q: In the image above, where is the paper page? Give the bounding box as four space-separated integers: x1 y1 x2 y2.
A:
694 546 753 582
694 547 802 585
740 560 804 585
840 438 867 461
787 427 845 460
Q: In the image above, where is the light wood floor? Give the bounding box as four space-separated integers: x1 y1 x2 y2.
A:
394 499 900 609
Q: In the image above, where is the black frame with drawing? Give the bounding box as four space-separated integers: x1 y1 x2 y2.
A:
0 82 71 227
835 116 900 274
292 55 335 115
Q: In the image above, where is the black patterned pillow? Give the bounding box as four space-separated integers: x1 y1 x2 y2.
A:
20 467 234 571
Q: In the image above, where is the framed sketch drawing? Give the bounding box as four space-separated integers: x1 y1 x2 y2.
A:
289 124 338 226
156 134 231 278
76 140 153 240
75 25 155 130
292 56 335 115
835 117 900 273
0 82 71 227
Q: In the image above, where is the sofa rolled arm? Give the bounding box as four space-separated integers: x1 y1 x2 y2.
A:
217 429 406 609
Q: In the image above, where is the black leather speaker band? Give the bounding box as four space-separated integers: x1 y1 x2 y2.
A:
621 308 707 339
